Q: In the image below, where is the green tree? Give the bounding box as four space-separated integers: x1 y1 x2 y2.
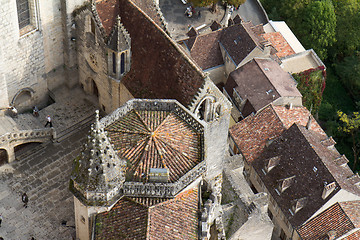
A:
187 0 218 12
337 111 360 170
226 0 246 8
334 53 360 102
297 0 336 60
332 0 360 58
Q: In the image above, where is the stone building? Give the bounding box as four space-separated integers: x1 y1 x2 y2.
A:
70 99 230 239
229 104 360 240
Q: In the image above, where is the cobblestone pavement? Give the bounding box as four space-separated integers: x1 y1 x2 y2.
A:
160 0 226 40
0 126 90 240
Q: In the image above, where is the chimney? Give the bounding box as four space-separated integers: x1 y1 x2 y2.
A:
306 115 312 130
322 182 336 199
327 230 337 240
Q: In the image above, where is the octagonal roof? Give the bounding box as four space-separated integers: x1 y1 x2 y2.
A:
104 100 204 183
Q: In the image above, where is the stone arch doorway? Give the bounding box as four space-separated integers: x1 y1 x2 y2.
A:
92 79 99 98
0 149 8 166
14 142 41 160
11 88 35 108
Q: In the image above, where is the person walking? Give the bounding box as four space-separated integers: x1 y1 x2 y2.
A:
44 115 53 128
0 213 3 227
32 106 39 117
22 193 29 208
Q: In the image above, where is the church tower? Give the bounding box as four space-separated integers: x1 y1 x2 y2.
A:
70 110 126 240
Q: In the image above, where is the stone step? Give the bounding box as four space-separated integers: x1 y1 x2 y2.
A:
56 112 95 142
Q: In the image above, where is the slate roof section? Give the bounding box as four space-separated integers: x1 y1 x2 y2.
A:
181 22 263 70
219 23 258 65
252 124 341 227
297 202 356 240
229 105 285 163
262 32 295 58
224 58 301 114
97 0 205 106
104 109 203 183
182 30 224 70
94 188 199 240
107 16 131 52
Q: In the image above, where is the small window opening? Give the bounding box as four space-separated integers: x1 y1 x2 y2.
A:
120 52 125 74
112 52 116 74
91 18 96 34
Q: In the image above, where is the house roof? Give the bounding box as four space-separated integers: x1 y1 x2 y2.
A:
280 49 325 74
252 123 360 228
181 21 263 70
272 105 325 136
262 32 295 58
229 105 285 163
252 124 341 228
182 30 224 70
297 201 360 240
94 187 199 240
104 108 204 183
230 104 329 164
97 0 205 106
219 23 258 65
341 229 360 240
264 20 305 53
224 58 301 113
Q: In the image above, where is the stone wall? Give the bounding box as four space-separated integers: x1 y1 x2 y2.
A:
0 0 75 112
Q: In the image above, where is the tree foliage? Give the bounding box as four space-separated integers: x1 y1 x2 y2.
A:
334 53 360 102
337 111 360 170
187 0 218 7
332 0 360 57
226 0 246 8
297 0 336 60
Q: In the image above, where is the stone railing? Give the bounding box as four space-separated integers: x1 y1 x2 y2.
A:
123 161 206 198
0 128 54 148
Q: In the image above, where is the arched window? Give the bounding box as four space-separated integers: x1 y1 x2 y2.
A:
16 0 30 29
112 52 116 74
91 18 96 35
120 52 125 74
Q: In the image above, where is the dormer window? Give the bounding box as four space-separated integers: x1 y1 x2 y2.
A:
291 197 307 215
277 175 295 193
265 156 281 173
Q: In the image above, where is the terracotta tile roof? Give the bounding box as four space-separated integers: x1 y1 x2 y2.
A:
224 58 301 114
339 201 360 228
104 109 203 182
272 105 325 136
95 188 199 240
95 197 148 240
148 188 199 239
97 0 205 106
252 124 360 228
182 30 224 70
262 32 295 58
297 202 356 240
342 229 360 240
229 105 285 163
96 0 120 36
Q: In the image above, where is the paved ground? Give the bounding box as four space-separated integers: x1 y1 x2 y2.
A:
0 87 98 240
159 0 268 41
236 0 268 25
160 0 226 40
0 126 89 240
